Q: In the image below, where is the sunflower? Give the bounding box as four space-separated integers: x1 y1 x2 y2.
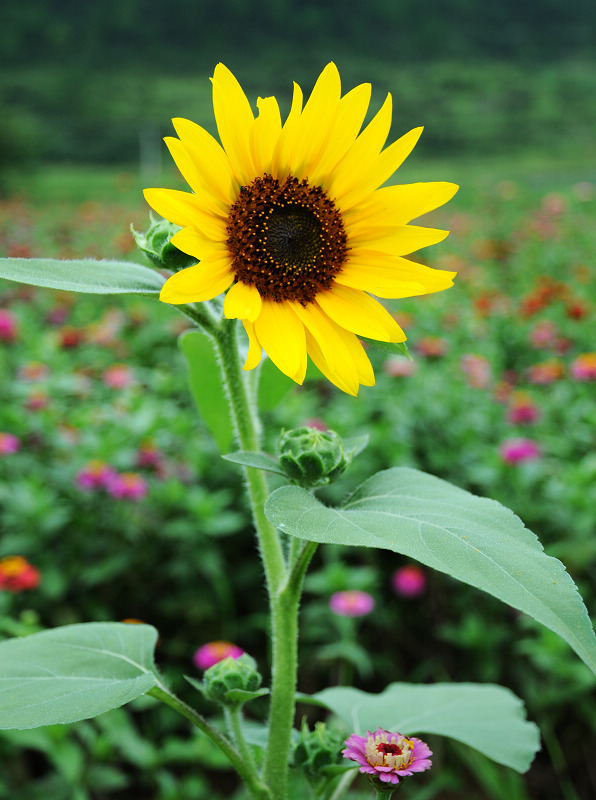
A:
144 63 457 395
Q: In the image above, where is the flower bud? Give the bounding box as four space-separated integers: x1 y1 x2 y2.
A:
131 217 197 272
202 654 262 706
278 427 353 488
292 721 344 776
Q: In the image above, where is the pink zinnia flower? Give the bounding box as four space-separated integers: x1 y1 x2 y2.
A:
570 353 596 381
0 555 41 593
106 472 147 501
76 460 118 491
507 392 540 425
415 336 448 358
102 363 134 389
329 590 375 618
193 641 245 670
0 309 18 342
527 359 564 384
383 355 417 378
392 565 427 598
460 353 491 389
0 432 20 455
343 728 432 786
499 438 541 465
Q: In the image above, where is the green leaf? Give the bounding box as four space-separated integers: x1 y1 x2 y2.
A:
359 337 411 359
0 258 165 294
265 467 596 675
306 683 540 773
222 451 287 476
258 356 296 410
223 687 270 703
0 623 159 729
178 329 233 453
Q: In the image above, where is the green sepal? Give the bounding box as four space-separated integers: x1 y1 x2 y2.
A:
359 337 411 359
221 451 287 476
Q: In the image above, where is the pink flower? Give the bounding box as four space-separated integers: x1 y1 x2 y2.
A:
0 309 18 342
460 354 491 389
300 418 327 431
76 460 118 491
499 438 541 465
570 353 596 381
507 392 540 425
343 728 432 786
0 556 41 593
102 363 134 389
193 641 245 670
527 359 564 384
0 432 20 455
415 336 448 358
136 440 166 477
329 590 375 618
106 472 148 501
18 362 49 382
392 565 427 598
529 320 558 350
25 390 49 412
383 356 417 378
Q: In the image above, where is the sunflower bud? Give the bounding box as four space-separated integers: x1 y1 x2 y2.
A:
131 217 197 272
202 654 262 706
278 427 352 488
293 720 344 776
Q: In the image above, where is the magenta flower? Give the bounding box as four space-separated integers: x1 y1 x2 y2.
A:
106 472 148 501
329 590 375 618
0 555 41 593
460 353 491 389
0 309 18 342
343 728 432 786
570 353 596 381
383 355 417 378
499 437 541 465
102 363 134 389
507 392 540 425
392 565 427 598
193 641 245 670
76 460 118 491
0 432 20 455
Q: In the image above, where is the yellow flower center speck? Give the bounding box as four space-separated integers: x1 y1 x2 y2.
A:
226 174 348 305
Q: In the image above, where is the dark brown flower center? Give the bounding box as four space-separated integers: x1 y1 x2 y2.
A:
226 175 348 304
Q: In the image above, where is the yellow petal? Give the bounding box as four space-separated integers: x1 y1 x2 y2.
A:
224 281 262 322
254 300 307 383
335 260 456 298
349 224 449 254
308 82 372 186
250 96 282 176
289 63 342 179
242 320 263 370
143 188 226 240
271 81 303 181
171 117 238 205
332 323 375 386
211 63 256 186
303 329 358 396
159 255 233 304
316 284 405 342
164 137 229 217
290 301 358 393
326 93 392 200
170 227 228 261
345 182 459 227
338 127 423 212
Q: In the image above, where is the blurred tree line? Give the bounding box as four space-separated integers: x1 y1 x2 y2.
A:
1 0 596 181
2 0 596 68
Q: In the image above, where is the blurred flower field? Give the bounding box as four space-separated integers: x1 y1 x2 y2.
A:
0 164 595 799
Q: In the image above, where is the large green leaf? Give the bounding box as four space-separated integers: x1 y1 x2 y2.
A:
265 467 596 675
306 683 540 773
178 329 233 453
0 257 165 294
0 623 159 729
